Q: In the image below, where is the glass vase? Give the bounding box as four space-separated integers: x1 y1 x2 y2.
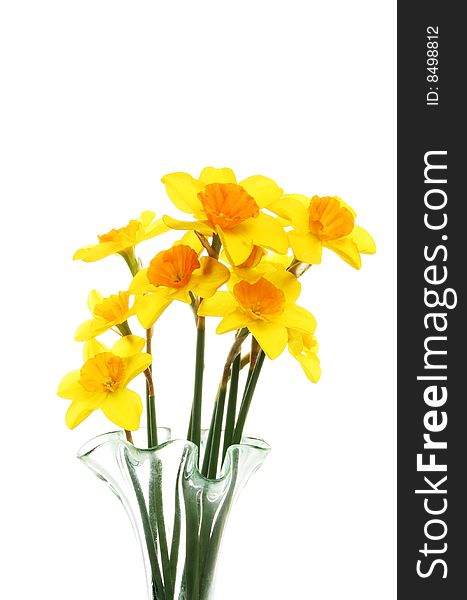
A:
78 428 270 600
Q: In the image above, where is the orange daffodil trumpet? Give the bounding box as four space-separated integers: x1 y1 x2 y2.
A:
161 167 289 265
75 290 136 341
212 254 321 379
60 165 375 476
129 243 230 328
198 270 316 360
271 194 376 269
73 210 168 263
58 336 151 430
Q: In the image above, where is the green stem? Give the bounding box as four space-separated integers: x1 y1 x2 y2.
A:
146 327 158 448
201 391 218 477
169 461 184 587
125 453 166 600
204 329 248 478
232 350 266 444
243 338 259 398
150 461 173 599
189 291 198 323
197 496 217 597
200 453 239 597
189 315 205 455
146 388 158 448
207 384 227 479
183 491 200 600
222 354 240 462
187 411 193 443
119 246 140 276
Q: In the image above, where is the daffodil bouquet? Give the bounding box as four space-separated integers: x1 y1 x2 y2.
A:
58 166 375 599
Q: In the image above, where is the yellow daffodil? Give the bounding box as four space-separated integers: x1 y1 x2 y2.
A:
198 270 316 359
75 290 136 341
271 194 376 269
288 329 321 382
129 243 230 328
161 167 288 265
73 211 168 263
58 336 151 430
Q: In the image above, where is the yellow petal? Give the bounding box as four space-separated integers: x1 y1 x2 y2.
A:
248 213 288 255
141 215 170 240
161 172 205 214
101 388 143 431
198 291 238 317
289 231 323 264
288 329 305 355
264 270 301 303
350 225 376 254
73 242 120 262
83 339 109 361
294 351 321 383
199 167 237 185
135 292 173 328
216 226 253 265
229 255 288 285
139 211 170 240
169 287 192 303
239 175 283 208
128 268 156 295
120 353 152 387
87 290 104 313
231 266 265 284
216 309 249 334
275 304 316 333
265 253 293 270
288 329 318 354
75 318 111 342
58 371 86 401
66 399 98 429
324 238 362 269
112 335 147 358
140 210 156 226
302 331 319 353
176 231 204 254
190 257 230 298
248 321 288 359
268 195 309 227
219 214 288 266
163 215 213 236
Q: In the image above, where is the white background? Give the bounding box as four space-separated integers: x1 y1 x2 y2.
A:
0 1 396 599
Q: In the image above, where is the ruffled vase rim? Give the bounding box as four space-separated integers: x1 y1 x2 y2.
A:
77 428 271 484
